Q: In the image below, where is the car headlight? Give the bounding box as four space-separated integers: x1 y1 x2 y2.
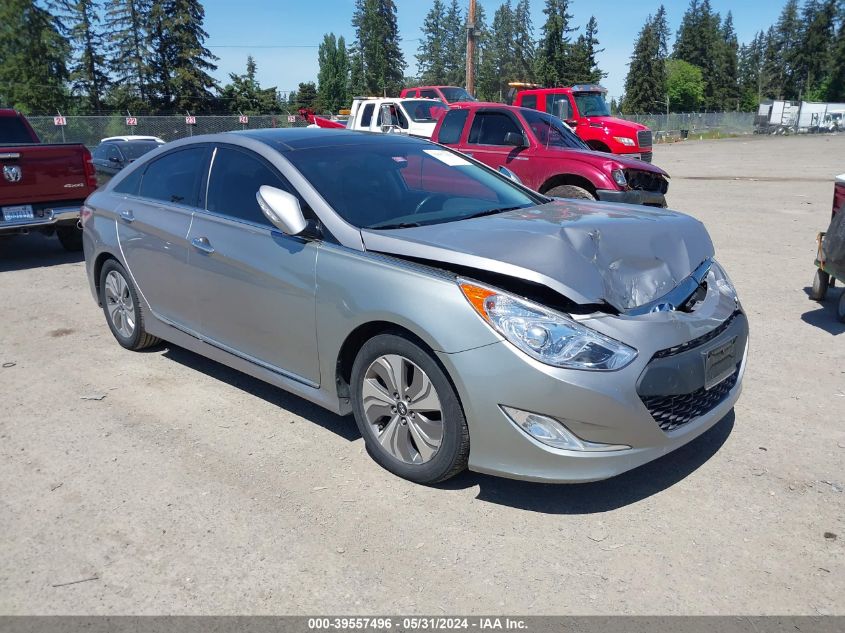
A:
611 169 627 187
711 260 738 302
459 280 637 370
613 136 636 146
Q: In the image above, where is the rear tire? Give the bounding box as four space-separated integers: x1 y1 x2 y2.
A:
99 259 160 351
810 269 829 301
57 225 83 251
545 184 596 201
350 333 469 484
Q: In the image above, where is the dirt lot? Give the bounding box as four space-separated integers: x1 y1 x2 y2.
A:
1 134 843 615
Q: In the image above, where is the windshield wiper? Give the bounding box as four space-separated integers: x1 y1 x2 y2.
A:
368 221 423 230
462 205 527 220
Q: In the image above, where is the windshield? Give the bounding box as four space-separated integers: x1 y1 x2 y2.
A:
402 100 448 123
573 92 611 117
521 109 590 150
121 141 161 160
285 140 542 229
440 87 477 103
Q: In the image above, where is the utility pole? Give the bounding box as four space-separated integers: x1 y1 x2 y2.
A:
466 0 477 95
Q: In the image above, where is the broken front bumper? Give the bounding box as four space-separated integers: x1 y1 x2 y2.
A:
596 188 666 207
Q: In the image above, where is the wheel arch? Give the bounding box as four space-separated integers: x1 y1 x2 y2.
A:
539 173 598 196
92 251 120 303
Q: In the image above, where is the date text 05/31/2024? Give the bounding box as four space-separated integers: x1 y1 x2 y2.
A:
307 617 528 630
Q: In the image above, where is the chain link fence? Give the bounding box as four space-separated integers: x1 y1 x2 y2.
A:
617 112 756 139
25 111 757 148
26 114 311 147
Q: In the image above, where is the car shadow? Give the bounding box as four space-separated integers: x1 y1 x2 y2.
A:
0 234 83 272
801 286 845 335
158 342 733 513
160 344 361 442
437 410 736 514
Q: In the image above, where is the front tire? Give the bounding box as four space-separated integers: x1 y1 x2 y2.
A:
838 291 845 323
350 333 469 484
810 269 829 301
57 225 83 251
545 184 596 201
99 259 160 351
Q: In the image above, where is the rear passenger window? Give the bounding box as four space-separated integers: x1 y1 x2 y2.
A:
206 146 298 226
437 110 468 144
520 95 537 110
140 147 206 206
360 103 375 127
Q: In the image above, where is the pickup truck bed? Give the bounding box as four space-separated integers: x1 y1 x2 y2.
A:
1 109 97 250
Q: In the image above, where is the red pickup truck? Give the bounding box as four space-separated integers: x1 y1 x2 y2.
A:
513 85 654 162
431 102 668 207
1 109 97 251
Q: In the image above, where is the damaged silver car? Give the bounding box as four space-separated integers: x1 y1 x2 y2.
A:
82 129 748 484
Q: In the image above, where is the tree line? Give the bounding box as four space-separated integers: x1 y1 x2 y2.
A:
623 0 845 114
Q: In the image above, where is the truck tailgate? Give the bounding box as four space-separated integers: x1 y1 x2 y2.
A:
1 144 92 207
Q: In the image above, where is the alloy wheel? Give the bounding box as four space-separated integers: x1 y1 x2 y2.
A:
104 270 136 338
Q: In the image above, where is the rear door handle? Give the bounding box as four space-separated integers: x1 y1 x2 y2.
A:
119 209 135 222
191 236 215 254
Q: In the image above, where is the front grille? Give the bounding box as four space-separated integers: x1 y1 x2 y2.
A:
641 369 739 432
626 169 668 194
640 151 653 163
653 311 740 359
637 130 653 147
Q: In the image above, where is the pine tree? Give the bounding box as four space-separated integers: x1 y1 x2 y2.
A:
653 5 671 59
60 0 110 112
295 82 318 110
571 16 605 84
443 0 466 86
220 56 278 114
416 0 447 85
146 0 218 112
511 0 535 83
622 13 665 114
716 12 740 110
350 0 406 96
0 0 70 113
317 34 350 113
673 0 723 109
761 26 784 99
477 0 514 101
103 0 151 109
535 0 576 86
795 0 837 99
828 13 845 101
771 0 802 99
738 31 767 110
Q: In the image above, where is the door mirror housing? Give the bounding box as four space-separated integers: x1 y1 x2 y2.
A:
503 131 526 146
497 166 523 184
256 185 308 235
380 104 402 133
108 156 122 165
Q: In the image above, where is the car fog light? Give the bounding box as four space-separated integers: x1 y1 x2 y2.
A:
501 406 630 452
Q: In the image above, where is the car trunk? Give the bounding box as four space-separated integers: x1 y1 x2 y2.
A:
1 144 90 207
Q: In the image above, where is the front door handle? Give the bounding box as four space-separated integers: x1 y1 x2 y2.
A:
191 236 215 254
119 209 135 222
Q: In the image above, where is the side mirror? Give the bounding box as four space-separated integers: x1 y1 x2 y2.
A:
565 119 578 128
380 104 400 133
497 166 523 184
108 156 122 164
256 185 308 235
503 131 526 146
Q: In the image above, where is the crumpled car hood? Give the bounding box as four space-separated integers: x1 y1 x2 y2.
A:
360 199 714 311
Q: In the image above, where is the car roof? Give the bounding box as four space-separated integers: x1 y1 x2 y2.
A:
100 135 165 143
449 101 521 111
232 128 429 151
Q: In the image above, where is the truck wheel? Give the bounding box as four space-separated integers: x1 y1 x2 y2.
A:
57 225 83 252
99 259 161 351
545 185 596 201
810 269 829 301
838 291 845 324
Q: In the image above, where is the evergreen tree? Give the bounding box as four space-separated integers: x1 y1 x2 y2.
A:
761 26 784 99
443 0 466 86
317 34 350 113
511 0 535 83
103 0 151 109
716 12 740 110
0 0 70 113
477 0 514 101
535 0 576 86
828 12 845 101
738 31 767 110
653 4 671 59
622 13 665 114
146 0 218 112
350 0 406 96
60 0 109 112
220 56 278 114
795 0 837 99
771 0 802 99
416 0 448 85
294 81 318 110
673 0 723 109
571 16 605 84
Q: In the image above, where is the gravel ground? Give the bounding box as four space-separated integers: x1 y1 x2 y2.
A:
1 134 843 615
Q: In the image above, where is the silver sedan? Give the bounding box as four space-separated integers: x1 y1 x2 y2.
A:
82 129 747 484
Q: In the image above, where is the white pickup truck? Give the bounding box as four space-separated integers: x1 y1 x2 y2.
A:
345 97 447 139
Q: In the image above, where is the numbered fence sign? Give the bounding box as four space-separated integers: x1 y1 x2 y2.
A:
185 115 197 125
53 116 67 126
287 115 297 123
238 115 249 125
126 117 138 126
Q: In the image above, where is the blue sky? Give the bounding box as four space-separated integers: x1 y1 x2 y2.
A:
202 0 786 101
